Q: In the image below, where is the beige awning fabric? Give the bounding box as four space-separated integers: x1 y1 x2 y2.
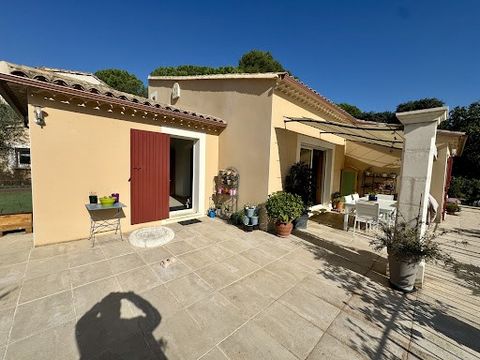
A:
285 117 404 150
345 141 402 169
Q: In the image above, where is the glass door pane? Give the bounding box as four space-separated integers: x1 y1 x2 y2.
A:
170 137 194 211
300 148 312 166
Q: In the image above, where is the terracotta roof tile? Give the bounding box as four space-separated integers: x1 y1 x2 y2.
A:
0 61 226 126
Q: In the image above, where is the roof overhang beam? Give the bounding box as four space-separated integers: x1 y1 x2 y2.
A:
284 117 404 150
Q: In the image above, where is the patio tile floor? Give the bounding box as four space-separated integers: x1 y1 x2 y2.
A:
0 208 479 359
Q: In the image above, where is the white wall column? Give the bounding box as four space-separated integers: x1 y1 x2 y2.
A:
396 107 448 286
430 145 450 222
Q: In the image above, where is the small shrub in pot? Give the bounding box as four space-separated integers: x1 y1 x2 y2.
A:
446 202 460 215
331 192 344 211
285 162 314 229
265 191 304 237
370 216 454 292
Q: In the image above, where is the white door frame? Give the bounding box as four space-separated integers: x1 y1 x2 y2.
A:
160 126 206 218
296 134 335 205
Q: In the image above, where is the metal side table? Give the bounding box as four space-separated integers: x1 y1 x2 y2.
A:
85 202 126 247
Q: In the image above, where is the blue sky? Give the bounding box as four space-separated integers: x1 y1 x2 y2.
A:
1 0 478 111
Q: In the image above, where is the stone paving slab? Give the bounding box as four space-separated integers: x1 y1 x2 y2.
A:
0 209 479 359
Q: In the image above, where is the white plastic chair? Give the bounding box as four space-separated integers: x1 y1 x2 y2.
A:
352 193 360 202
353 201 380 234
376 194 394 200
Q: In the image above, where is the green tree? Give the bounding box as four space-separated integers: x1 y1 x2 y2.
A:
440 101 480 179
238 50 285 73
448 177 480 204
151 65 238 77
337 103 362 118
358 111 398 124
0 101 25 155
95 69 147 97
151 50 286 77
340 98 445 124
0 101 27 177
396 98 444 112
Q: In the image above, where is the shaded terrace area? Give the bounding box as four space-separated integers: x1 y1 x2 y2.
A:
0 208 478 359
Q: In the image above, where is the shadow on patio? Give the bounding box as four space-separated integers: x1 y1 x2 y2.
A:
294 227 480 359
76 291 167 359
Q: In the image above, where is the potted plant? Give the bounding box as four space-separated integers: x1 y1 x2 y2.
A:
446 202 460 215
220 168 239 196
244 204 256 218
250 210 259 226
207 208 216 218
265 191 304 237
370 215 454 292
230 210 244 225
331 192 344 211
285 162 314 229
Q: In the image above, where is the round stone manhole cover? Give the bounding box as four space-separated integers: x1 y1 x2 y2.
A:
128 226 175 248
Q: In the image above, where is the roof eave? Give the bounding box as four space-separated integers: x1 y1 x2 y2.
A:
436 129 468 156
0 73 227 131
275 74 357 124
148 73 285 81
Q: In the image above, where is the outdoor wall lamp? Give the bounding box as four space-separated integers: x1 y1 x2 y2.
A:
34 106 45 127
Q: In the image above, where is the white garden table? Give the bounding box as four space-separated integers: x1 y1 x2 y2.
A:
85 202 126 246
343 197 397 231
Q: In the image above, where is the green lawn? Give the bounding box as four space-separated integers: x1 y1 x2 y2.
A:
0 189 32 215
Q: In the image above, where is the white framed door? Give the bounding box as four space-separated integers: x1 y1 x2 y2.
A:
159 126 206 218
296 135 336 205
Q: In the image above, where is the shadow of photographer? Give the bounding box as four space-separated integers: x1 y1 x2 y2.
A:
76 291 166 359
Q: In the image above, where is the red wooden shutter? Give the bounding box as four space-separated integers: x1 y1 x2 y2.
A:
131 129 170 224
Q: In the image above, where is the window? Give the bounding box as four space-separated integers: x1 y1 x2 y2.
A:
300 148 312 166
16 148 30 168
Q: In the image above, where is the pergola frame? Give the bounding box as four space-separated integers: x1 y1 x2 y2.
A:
285 117 404 149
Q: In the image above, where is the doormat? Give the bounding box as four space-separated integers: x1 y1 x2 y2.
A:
178 219 202 226
128 226 175 248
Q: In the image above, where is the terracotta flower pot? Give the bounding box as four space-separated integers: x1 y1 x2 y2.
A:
275 221 293 237
335 202 344 211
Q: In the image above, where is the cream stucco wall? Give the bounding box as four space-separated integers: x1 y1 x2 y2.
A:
149 80 347 207
28 94 219 246
430 145 449 222
149 79 275 207
270 92 345 203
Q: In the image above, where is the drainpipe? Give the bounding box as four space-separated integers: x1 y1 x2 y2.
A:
395 107 448 287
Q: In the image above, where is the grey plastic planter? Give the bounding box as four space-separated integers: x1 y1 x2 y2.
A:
250 216 259 226
293 213 308 229
242 215 250 226
388 255 420 292
245 207 255 218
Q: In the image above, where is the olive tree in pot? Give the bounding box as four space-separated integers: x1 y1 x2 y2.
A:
370 216 454 293
265 191 304 237
285 162 314 229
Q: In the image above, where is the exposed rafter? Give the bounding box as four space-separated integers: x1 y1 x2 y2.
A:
285 117 404 150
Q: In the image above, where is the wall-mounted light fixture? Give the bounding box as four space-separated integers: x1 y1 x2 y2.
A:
34 106 45 127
